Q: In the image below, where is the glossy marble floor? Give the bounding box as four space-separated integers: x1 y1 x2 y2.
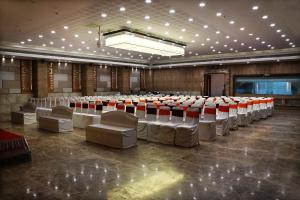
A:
1 108 300 200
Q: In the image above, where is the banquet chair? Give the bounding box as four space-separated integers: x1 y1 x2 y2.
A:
237 101 248 127
198 105 217 141
175 107 200 147
229 103 238 130
216 104 230 136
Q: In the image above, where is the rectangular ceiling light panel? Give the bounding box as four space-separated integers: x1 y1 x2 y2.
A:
105 32 185 56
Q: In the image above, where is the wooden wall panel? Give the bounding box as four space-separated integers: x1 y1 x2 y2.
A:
146 61 300 96
47 62 54 92
20 60 32 94
111 66 118 91
72 64 81 92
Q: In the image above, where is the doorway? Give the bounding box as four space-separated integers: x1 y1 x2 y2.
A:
204 73 225 96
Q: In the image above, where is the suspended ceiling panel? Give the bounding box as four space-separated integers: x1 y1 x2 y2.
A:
0 0 299 63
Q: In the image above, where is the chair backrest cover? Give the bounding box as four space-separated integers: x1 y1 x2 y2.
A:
126 105 135 114
21 102 36 113
52 106 73 119
101 111 138 129
186 107 200 124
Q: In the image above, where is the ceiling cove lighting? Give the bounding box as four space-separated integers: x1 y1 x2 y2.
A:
104 30 186 56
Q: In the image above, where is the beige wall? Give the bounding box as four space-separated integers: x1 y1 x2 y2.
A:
0 59 32 121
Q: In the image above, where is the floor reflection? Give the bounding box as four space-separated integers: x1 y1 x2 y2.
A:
0 108 299 199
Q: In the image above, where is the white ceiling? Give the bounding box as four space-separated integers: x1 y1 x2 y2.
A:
0 0 299 63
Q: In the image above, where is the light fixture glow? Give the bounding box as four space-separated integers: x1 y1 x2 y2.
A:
145 15 150 20
107 170 184 200
120 7 126 12
262 15 268 19
145 0 152 3
169 9 175 14
105 31 185 56
63 26 69 29
51 30 56 34
38 35 43 38
101 13 107 18
216 12 222 17
229 20 235 24
165 22 170 26
270 23 276 27
199 2 206 7
203 25 208 29
252 6 259 10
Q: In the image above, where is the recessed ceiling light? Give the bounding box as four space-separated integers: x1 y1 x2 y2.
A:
126 20 132 24
285 38 290 41
63 26 69 29
145 15 150 20
61 46 65 49
252 6 259 10
49 41 54 45
169 9 175 14
88 30 92 34
248 46 252 49
81 41 85 44
270 23 276 27
276 29 281 33
253 48 256 51
78 48 82 51
203 25 208 29
61 38 66 41
267 44 271 47
86 47 90 50
191 40 195 43
248 33 253 36
261 41 266 44
212 49 216 52
233 39 238 42
165 22 170 26
195 33 199 37
27 39 32 42
229 20 235 24
38 35 43 38
292 45 296 48
289 42 293 45
188 18 193 22
120 7 126 12
281 34 286 38
226 35 230 39
101 13 107 18
50 30 56 34
255 37 260 40
69 44 73 47
224 44 228 47
145 0 152 3
240 27 245 31
216 12 222 17
201 43 205 46
20 41 25 44
42 44 46 47
262 15 268 19
215 41 219 44
199 2 206 7
206 38 210 41
181 28 186 32
74 34 79 38
216 30 220 34
230 48 233 51
271 46 275 49
241 43 245 46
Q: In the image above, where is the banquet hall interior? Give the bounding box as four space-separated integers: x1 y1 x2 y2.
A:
0 0 300 199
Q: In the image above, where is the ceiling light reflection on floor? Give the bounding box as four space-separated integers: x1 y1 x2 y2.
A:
107 170 184 199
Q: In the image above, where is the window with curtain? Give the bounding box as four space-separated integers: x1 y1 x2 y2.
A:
235 76 300 95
